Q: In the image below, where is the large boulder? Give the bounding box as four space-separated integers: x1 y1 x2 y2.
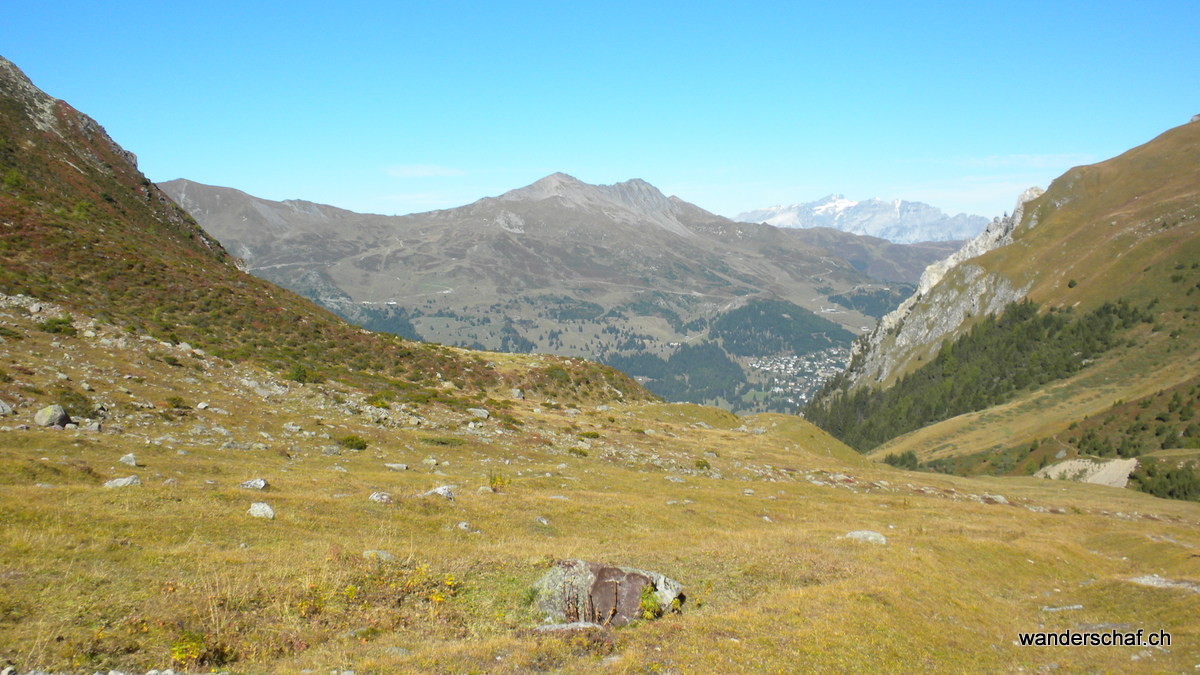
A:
34 404 70 427
533 559 684 627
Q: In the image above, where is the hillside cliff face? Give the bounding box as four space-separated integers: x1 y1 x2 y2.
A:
836 119 1200 395
844 187 1044 387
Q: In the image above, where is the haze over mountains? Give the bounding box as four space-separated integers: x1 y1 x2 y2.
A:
737 195 991 243
163 174 959 411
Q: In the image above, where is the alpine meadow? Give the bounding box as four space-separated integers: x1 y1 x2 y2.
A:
1 40 1200 675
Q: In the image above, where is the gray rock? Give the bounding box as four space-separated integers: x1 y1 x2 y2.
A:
363 550 397 562
533 621 607 633
981 493 1009 505
510 388 525 400
467 407 490 420
34 404 70 427
843 530 887 545
533 559 684 627
239 478 269 490
421 456 439 467
0 399 13 416
83 421 102 432
385 463 409 472
248 502 275 519
283 422 302 433
104 475 141 488
369 491 393 504
421 485 455 500
118 453 138 467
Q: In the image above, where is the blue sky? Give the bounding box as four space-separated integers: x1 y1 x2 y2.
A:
3 1 1197 219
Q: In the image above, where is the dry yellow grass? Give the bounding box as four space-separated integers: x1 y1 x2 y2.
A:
1 305 1198 673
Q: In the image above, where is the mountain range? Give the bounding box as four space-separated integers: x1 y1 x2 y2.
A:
737 194 991 243
161 175 958 411
2 53 1199 673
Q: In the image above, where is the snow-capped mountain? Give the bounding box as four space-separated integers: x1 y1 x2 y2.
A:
736 195 990 244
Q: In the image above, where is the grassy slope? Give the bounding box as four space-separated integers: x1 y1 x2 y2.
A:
1 305 1199 673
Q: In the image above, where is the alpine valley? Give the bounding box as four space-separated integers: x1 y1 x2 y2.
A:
160 177 960 413
1 53 1198 675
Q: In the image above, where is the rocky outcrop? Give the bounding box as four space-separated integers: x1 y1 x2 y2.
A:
840 187 1045 388
533 559 684 627
1035 458 1138 488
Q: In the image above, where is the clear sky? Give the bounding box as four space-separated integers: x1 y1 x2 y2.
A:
3 1 1197 220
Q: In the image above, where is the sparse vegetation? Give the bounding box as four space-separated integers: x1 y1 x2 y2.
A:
338 434 368 450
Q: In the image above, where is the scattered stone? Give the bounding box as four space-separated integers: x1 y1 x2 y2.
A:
34 404 70 427
532 621 607 633
456 521 473 531
1128 574 1200 594
364 550 398 562
421 485 455 500
467 407 490 420
82 421 102 432
196 402 209 410
1041 604 1084 612
535 516 550 526
385 463 409 472
81 381 94 392
239 478 269 490
283 422 302 433
0 399 14 416
981 494 1009 505
384 646 412 657
533 559 684 627
369 491 394 504
664 475 685 483
103 475 141 488
843 530 887 545
742 488 755 496
118 453 139 467
248 502 275 519
422 457 439 467
477 485 495 494
510 388 524 400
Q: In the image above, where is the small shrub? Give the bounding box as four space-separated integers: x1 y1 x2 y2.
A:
568 447 589 458
165 395 189 409
338 435 368 450
578 431 601 439
1067 279 1078 288
487 470 511 491
37 315 76 336
0 326 22 340
694 458 711 471
639 585 663 620
421 436 465 447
